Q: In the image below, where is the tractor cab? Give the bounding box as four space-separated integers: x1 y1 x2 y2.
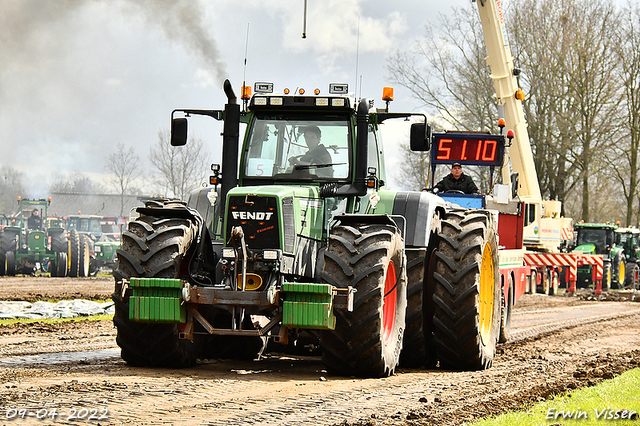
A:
67 215 104 241
573 223 618 255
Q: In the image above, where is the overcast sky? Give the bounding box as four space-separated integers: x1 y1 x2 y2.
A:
1 0 469 196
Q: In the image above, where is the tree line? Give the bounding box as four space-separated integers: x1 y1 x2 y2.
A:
389 0 640 226
0 130 211 217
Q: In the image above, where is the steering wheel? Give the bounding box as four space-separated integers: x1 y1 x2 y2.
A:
288 155 305 165
444 190 465 194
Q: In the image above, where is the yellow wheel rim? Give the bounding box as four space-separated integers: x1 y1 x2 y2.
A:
619 261 625 286
479 241 495 345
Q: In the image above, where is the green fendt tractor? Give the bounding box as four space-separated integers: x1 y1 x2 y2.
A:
572 223 625 290
112 81 502 377
0 198 69 277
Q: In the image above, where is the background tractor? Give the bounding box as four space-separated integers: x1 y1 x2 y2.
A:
572 223 625 290
66 215 121 276
615 227 640 289
0 198 69 277
112 81 503 377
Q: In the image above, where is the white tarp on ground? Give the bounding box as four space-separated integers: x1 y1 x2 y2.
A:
0 300 115 319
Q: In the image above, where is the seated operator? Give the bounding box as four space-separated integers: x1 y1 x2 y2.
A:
434 163 479 194
27 208 42 230
289 125 333 177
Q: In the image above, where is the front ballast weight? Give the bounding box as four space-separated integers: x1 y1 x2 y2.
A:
118 269 355 341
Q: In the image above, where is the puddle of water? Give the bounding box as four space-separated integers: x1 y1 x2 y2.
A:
0 348 120 366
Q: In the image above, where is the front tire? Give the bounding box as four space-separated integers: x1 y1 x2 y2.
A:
320 223 407 378
430 210 501 371
113 211 200 368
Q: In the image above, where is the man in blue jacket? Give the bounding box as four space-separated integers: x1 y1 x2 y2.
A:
434 163 479 194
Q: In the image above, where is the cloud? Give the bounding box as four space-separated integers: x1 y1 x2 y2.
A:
281 0 408 55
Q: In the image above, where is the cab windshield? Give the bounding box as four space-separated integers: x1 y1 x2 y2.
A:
243 115 351 180
576 228 613 253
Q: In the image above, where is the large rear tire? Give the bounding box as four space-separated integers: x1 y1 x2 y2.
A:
68 230 81 278
5 251 16 276
78 235 91 278
0 231 18 277
320 223 407 378
613 256 625 289
626 262 639 289
400 247 437 368
55 252 68 277
50 232 69 278
430 210 501 371
113 212 200 368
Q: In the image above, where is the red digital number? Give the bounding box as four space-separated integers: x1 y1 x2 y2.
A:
481 139 497 161
436 139 452 160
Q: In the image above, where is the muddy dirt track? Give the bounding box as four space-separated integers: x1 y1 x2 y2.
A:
0 276 639 425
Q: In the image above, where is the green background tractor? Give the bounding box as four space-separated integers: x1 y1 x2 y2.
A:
66 215 121 276
0 198 68 277
615 227 640 288
572 223 625 290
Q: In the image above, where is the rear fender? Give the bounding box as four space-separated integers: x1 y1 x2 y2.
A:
371 190 446 248
329 213 405 239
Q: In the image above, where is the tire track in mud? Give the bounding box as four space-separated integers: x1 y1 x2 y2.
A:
509 305 640 342
0 300 639 425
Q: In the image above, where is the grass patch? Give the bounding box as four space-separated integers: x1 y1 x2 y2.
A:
0 314 113 326
468 368 640 425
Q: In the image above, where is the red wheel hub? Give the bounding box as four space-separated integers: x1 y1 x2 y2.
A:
382 261 397 344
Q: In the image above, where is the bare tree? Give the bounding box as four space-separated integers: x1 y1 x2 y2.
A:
0 165 25 214
564 2 622 222
611 1 640 226
105 143 143 217
388 6 496 132
508 1 578 206
49 172 105 194
389 1 626 222
396 143 431 191
149 129 210 201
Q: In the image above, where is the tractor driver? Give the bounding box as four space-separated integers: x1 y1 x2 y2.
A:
27 208 42 230
289 125 333 177
434 163 479 194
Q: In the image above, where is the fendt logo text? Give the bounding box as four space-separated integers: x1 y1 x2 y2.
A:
231 211 274 221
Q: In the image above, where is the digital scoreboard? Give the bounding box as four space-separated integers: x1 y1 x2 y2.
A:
431 132 505 167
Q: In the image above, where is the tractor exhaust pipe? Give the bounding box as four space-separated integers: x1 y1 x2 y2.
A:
354 98 369 196
221 79 240 207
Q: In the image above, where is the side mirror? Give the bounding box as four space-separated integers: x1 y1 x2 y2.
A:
171 117 188 146
410 122 431 151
